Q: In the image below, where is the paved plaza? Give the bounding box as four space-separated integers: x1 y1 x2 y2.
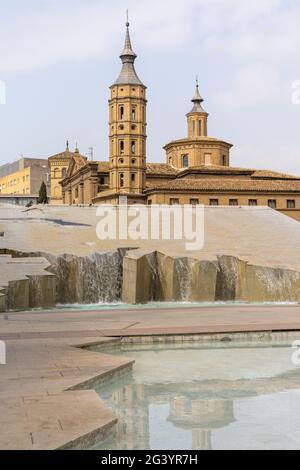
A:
1 304 300 449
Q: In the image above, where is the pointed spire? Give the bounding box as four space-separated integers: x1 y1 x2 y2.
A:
66 140 70 152
75 142 79 154
121 15 137 61
189 77 207 114
113 14 144 86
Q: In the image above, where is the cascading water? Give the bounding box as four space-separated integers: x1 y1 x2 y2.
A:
174 257 191 301
46 251 123 304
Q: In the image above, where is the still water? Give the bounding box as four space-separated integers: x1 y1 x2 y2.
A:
92 340 300 450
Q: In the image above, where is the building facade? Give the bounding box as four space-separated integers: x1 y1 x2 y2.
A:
48 143 75 205
56 21 300 222
0 158 49 198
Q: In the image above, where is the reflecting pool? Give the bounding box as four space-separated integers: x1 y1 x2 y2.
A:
93 340 300 450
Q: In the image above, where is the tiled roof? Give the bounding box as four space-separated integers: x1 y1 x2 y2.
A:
146 163 178 176
97 162 110 172
252 169 300 180
178 165 300 180
93 162 178 176
164 137 233 148
146 178 300 193
178 165 253 175
48 150 74 160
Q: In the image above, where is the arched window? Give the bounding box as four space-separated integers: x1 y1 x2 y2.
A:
182 155 189 168
131 141 136 155
120 173 125 188
198 120 202 136
120 140 125 154
131 107 136 121
119 106 125 120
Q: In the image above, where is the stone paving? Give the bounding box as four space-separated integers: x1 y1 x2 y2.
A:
1 304 300 449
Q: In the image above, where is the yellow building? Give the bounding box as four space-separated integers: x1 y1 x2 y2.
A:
0 158 49 197
56 20 300 222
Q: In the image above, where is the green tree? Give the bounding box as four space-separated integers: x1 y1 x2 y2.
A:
37 181 48 204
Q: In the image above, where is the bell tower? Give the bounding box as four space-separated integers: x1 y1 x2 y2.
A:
187 78 209 138
109 18 147 197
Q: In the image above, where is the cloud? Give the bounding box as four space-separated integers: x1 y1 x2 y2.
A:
1 0 299 96
0 0 198 75
197 0 300 108
213 64 283 109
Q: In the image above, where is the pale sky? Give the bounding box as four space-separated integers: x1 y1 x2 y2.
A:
0 0 300 174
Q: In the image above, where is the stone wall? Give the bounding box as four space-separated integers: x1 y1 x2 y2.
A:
122 251 300 304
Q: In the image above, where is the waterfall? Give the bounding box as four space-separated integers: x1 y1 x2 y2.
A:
46 251 123 304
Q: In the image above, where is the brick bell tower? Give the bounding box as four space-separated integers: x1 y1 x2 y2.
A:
108 17 147 201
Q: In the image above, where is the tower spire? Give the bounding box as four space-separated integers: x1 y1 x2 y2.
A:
113 16 144 86
190 77 206 113
187 78 209 138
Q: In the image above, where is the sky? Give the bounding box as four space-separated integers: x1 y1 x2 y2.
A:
0 0 300 174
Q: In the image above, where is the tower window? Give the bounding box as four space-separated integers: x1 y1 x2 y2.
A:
204 153 212 166
222 155 227 166
100 177 105 185
119 125 124 130
131 141 136 155
131 107 136 121
192 121 196 137
287 200 296 209
182 155 189 168
198 120 202 136
120 173 124 188
119 106 125 120
131 173 136 182
119 140 125 154
131 159 136 165
131 125 136 130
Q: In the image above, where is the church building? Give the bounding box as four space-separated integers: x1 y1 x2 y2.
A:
49 20 300 222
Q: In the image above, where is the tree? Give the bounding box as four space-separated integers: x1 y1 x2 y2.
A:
37 181 48 204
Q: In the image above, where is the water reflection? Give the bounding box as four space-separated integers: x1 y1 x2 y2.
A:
93 342 300 450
